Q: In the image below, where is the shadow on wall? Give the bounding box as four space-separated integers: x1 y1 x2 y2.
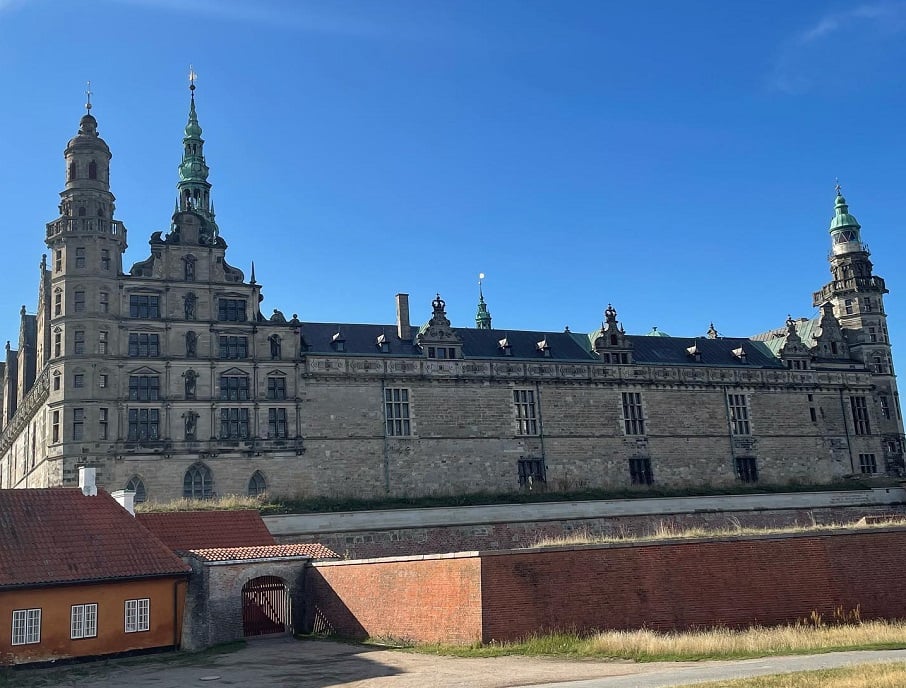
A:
302 569 368 640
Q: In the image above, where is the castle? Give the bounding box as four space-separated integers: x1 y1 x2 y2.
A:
0 83 902 502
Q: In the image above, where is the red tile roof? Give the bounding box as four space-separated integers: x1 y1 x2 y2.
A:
0 488 190 589
189 544 339 562
136 510 276 552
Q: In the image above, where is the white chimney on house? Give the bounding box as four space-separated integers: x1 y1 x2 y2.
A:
111 489 136 517
396 293 411 341
78 466 97 496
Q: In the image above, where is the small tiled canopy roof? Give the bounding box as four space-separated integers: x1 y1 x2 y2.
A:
188 544 339 562
0 488 189 589
136 509 276 552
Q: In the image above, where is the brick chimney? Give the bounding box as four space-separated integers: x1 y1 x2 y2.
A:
78 466 97 496
396 293 411 341
111 489 136 516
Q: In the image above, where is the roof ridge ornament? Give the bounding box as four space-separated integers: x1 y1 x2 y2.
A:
85 80 92 113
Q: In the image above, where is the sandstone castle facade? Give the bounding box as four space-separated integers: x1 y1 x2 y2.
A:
0 86 902 502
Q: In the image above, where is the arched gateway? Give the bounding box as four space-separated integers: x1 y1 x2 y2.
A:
241 576 289 637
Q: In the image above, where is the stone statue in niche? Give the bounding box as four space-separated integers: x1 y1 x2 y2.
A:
186 331 197 358
184 411 198 441
269 335 281 360
184 293 196 320
184 369 197 399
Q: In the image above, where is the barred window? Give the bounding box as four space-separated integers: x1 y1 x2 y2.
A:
129 294 160 318
384 388 411 436
128 408 160 441
859 453 877 474
735 456 758 483
621 392 645 435
218 298 247 321
267 376 287 400
513 389 538 435
728 394 751 435
12 608 41 645
219 336 248 359
129 375 160 401
850 396 871 435
128 333 160 357
124 599 150 633
629 457 653 485
268 408 288 438
71 603 98 640
220 407 250 439
184 463 213 500
517 457 545 486
219 375 250 401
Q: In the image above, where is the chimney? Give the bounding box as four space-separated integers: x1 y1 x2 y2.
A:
111 489 136 517
78 466 97 496
396 293 411 341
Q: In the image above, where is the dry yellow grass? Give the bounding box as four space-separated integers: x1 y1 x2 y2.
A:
134 494 265 513
529 517 906 548
687 662 906 687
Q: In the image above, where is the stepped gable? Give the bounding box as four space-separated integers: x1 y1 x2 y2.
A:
136 509 276 552
0 488 189 588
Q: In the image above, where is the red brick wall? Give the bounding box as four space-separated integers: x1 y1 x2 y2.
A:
480 529 906 642
307 555 483 644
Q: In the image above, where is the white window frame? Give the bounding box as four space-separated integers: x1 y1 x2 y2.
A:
124 598 150 633
12 608 41 645
384 387 412 437
71 603 98 639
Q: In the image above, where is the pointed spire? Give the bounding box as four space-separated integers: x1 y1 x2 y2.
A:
475 272 492 329
250 260 257 285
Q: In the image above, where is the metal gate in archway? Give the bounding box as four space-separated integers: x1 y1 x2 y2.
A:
241 576 290 637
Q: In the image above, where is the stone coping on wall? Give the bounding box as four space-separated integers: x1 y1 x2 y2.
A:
310 525 906 566
267 488 906 536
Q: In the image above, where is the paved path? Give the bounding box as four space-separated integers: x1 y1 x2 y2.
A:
7 637 906 688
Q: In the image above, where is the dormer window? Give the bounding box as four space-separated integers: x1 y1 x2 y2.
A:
732 346 747 363
498 338 512 356
686 344 702 363
376 334 390 353
536 338 550 357
427 346 456 359
332 332 345 352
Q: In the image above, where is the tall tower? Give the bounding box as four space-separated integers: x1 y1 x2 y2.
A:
813 187 904 469
177 69 215 224
475 274 492 329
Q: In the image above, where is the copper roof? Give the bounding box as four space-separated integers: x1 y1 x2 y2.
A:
136 509 276 552
0 488 190 589
188 543 339 562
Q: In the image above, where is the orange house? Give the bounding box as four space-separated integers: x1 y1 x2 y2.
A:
0 486 190 665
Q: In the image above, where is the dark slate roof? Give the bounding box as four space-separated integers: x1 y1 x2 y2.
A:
626 335 785 368
136 510 276 553
457 328 597 361
300 323 421 356
0 489 190 589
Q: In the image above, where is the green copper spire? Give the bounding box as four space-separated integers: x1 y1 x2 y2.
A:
828 182 865 255
475 273 492 329
177 66 213 220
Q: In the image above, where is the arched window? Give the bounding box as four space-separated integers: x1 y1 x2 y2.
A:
248 471 267 498
183 462 213 500
88 160 97 180
125 476 147 504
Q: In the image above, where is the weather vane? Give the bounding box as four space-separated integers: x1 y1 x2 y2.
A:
835 177 842 196
189 65 197 94
85 81 92 113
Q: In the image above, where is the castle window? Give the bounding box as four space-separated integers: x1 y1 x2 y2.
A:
219 375 250 401
629 457 653 486
78 206 86 217
68 161 76 181
129 294 160 319
850 396 871 435
128 408 159 441
844 299 854 315
125 475 146 503
101 249 110 271
859 453 877 474
808 394 817 423
864 297 873 313
268 408 288 438
88 160 97 180
830 341 839 355
621 392 645 435
269 335 282 360
74 290 85 312
72 408 84 441
54 329 62 357
219 336 248 359
75 248 86 268
248 471 267 498
384 388 411 437
513 389 538 436
73 373 84 388
128 333 160 357
98 331 107 355
55 250 62 272
267 376 287 400
11 608 41 645
99 408 108 440
129 375 160 401
54 289 62 316
52 371 61 391
74 330 85 354
219 408 250 439
881 395 891 420
51 410 60 443
99 291 109 313
217 298 246 322
728 394 751 435
186 331 197 358
735 456 758 483
70 603 97 640
99 374 108 388
517 457 545 487
184 463 214 499
869 327 877 343
124 599 150 633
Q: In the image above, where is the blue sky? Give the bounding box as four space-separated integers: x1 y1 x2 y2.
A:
1 1 905 352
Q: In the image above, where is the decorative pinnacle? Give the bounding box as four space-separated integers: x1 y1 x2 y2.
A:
478 272 485 298
835 177 842 197
85 80 92 113
188 65 197 96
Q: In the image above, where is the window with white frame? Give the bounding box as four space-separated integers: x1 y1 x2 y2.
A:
71 603 98 639
621 392 645 435
124 598 150 633
728 394 751 435
12 608 41 645
384 388 411 436
513 389 538 435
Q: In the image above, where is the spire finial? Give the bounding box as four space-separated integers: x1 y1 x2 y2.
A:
188 65 197 98
475 273 492 329
835 177 842 197
250 260 257 285
478 272 485 299
85 80 92 113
